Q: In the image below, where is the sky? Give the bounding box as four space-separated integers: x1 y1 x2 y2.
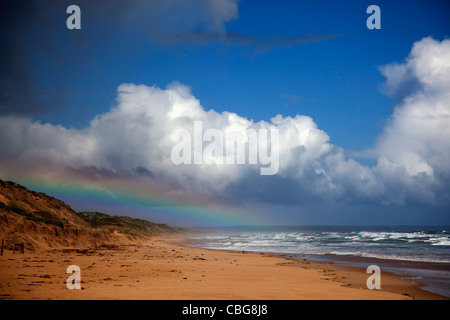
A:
0 0 449 226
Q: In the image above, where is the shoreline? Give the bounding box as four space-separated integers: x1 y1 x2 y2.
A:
304 252 450 298
0 235 447 300
173 235 449 300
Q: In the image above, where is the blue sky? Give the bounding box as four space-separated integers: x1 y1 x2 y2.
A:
1 0 450 226
23 0 448 151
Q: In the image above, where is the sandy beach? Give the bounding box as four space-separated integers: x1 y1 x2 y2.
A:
0 235 446 300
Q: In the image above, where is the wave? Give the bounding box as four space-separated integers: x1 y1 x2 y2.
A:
187 227 450 264
327 251 450 264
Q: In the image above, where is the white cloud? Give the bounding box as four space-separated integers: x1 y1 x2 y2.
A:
372 37 450 204
0 37 449 209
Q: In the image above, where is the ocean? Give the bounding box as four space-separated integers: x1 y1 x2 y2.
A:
184 226 450 298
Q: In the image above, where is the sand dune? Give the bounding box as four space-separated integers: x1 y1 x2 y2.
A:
0 179 175 251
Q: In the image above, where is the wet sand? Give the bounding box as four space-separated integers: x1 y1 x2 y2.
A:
0 236 447 300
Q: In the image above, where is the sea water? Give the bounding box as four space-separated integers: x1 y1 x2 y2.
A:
185 226 450 298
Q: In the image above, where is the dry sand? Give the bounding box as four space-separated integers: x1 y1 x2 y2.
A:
0 235 447 300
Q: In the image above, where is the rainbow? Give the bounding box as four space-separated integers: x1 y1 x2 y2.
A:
7 174 266 227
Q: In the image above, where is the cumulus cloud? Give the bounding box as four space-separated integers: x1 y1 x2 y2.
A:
0 81 339 203
0 37 449 210
372 37 450 204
